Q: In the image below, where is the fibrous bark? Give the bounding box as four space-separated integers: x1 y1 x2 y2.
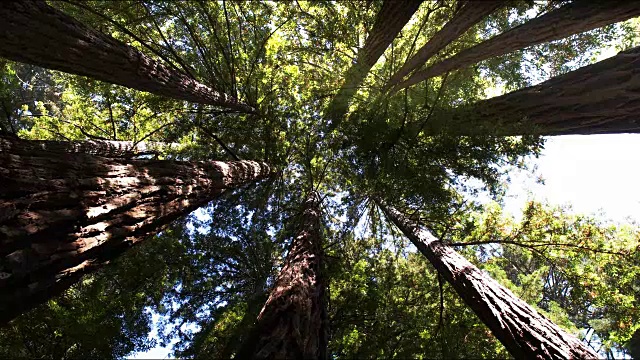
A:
419 45 640 136
394 0 640 92
326 0 423 125
386 0 505 89
1 138 180 158
239 191 327 359
378 202 598 359
0 136 272 324
0 1 255 113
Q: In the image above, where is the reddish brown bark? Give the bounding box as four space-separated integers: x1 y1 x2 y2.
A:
238 191 327 359
326 0 423 125
386 1 505 89
420 45 640 135
0 1 255 113
394 0 640 92
0 136 272 324
378 202 598 359
1 138 179 158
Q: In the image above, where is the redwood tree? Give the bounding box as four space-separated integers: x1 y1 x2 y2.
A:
238 191 327 359
416 45 640 136
393 0 640 92
2 138 180 158
0 1 255 113
386 0 505 89
378 201 599 360
0 136 272 324
325 0 423 123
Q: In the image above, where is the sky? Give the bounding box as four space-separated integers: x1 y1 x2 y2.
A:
504 134 640 224
131 312 173 359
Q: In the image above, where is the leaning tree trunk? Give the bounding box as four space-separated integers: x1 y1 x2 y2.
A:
378 202 598 359
325 0 423 125
2 138 181 158
0 136 272 324
416 45 640 136
386 0 505 89
0 1 255 113
393 0 640 92
238 191 327 359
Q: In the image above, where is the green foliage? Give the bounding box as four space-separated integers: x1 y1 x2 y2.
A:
321 200 639 358
1 1 639 359
448 201 640 356
326 235 510 359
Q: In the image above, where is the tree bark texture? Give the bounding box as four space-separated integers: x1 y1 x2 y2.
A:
0 136 272 324
239 191 327 359
1 137 180 158
326 0 423 125
393 0 640 92
386 0 505 89
420 45 640 136
378 202 598 359
0 1 255 113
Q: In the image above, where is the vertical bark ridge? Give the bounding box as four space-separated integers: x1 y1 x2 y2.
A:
420 45 640 136
378 202 598 359
0 1 256 113
393 0 640 92
386 0 505 90
0 136 272 324
0 137 180 158
239 191 327 359
325 0 423 126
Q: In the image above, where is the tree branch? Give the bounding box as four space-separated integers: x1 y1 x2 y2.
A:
192 118 241 161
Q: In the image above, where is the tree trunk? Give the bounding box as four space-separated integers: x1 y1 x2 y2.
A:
326 0 423 125
0 1 255 113
628 328 640 359
1 137 180 158
418 45 640 136
0 136 272 324
386 1 505 89
394 0 640 92
238 191 327 359
378 202 598 359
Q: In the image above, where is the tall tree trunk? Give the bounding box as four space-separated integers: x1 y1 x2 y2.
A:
2 137 180 158
238 191 327 359
386 1 505 90
393 0 640 92
417 45 640 136
377 202 598 359
0 1 255 113
0 136 272 324
628 328 640 359
325 0 423 125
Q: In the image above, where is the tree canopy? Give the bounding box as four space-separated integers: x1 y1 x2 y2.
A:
1 0 639 358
